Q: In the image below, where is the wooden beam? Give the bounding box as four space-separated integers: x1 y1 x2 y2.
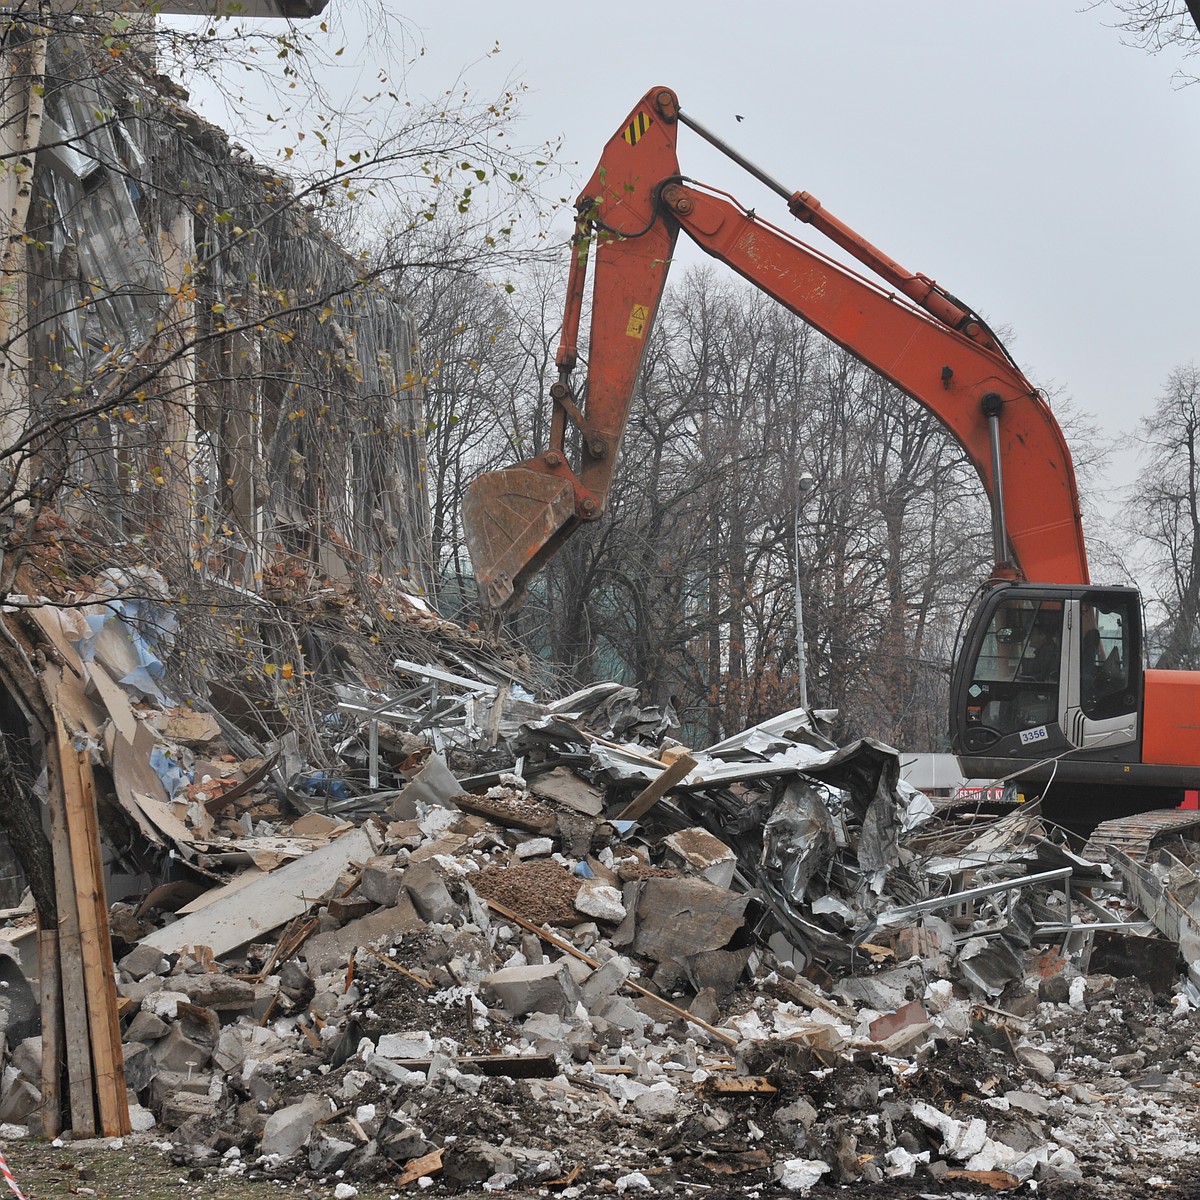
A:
37 924 62 1137
42 720 94 1136
615 753 697 823
58 727 129 1135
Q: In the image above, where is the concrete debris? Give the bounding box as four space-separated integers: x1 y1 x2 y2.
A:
2 645 1199 1196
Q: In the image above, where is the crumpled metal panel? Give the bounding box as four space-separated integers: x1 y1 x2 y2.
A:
762 779 838 906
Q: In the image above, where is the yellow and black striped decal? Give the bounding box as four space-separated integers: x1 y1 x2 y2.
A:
626 303 650 338
622 111 653 146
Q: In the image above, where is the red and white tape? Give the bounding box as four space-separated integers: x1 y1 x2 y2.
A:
0 1147 28 1200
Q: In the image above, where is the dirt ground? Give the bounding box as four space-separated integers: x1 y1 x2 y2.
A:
7 1134 1200 1199
2 1137 396 1199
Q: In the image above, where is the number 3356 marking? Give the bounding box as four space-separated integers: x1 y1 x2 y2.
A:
1019 726 1049 745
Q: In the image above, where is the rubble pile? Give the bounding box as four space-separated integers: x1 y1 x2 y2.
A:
1 599 1199 1196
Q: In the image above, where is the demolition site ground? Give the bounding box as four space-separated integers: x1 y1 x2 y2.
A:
8 965 1200 1200
4 586 1200 1199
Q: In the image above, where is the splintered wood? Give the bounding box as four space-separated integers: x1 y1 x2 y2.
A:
395 1148 443 1186
364 947 433 988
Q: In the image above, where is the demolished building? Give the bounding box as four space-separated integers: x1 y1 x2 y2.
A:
0 19 1199 1200
0 9 493 1139
0 650 1196 1198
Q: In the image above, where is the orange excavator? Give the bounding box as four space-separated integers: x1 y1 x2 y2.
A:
463 86 1199 825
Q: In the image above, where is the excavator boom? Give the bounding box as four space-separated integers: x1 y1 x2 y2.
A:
464 87 1088 608
464 86 1200 826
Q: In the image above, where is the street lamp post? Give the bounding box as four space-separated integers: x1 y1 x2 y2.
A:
794 471 815 709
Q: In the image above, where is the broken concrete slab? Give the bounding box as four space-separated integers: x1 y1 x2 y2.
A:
359 856 407 907
482 960 582 1018
118 943 172 981
613 877 751 964
261 1093 330 1161
528 767 604 816
663 827 738 889
389 755 464 817
575 881 626 923
139 825 375 956
402 861 459 924
376 1031 434 1059
151 1025 212 1072
171 974 256 1011
305 895 424 974
581 955 634 1009
121 1041 158 1092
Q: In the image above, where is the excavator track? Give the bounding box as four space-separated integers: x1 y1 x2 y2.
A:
1083 809 1200 863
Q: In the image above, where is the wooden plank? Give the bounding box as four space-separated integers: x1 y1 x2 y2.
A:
65 736 130 1135
56 719 129 1133
52 668 105 740
107 721 167 849
37 924 63 1137
83 661 139 745
615 753 697 823
702 1076 777 1096
394 1148 443 1187
43 718 95 1136
944 1169 1021 1190
23 606 85 678
127 791 193 848
703 1149 771 1174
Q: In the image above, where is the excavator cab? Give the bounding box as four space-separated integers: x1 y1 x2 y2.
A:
951 583 1144 785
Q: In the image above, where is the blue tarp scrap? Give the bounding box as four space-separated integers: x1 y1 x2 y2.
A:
149 745 192 798
73 589 179 705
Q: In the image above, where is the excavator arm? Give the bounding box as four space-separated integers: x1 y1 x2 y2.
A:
464 86 1089 608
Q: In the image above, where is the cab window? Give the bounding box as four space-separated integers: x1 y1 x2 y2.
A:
1081 596 1136 719
965 600 1063 737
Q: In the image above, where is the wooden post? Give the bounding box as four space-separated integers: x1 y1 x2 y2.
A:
42 723 95 1137
56 717 130 1136
37 923 62 1137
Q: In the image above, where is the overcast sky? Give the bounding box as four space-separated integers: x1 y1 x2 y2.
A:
190 2 1200 499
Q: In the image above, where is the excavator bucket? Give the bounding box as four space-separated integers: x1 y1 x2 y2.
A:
463 467 579 609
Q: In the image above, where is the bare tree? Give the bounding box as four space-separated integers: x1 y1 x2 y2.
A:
501 266 994 749
1132 363 1200 668
0 5 557 900
1091 1 1200 82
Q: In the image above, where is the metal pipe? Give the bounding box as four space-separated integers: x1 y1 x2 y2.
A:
793 472 814 708
863 866 1073 936
677 109 793 203
980 392 1012 568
